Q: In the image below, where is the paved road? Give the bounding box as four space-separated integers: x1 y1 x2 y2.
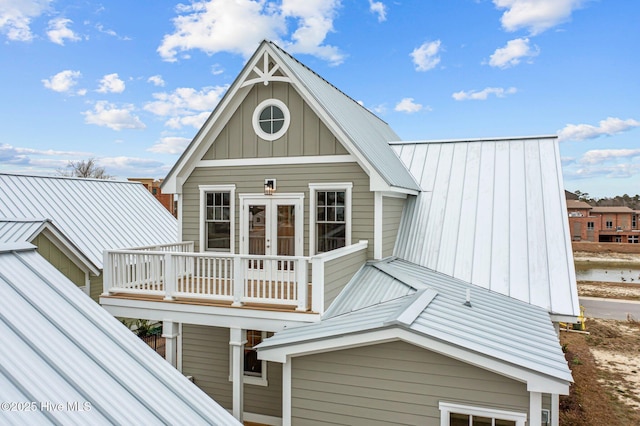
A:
580 297 640 320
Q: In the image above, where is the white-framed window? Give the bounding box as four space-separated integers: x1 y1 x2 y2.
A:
229 330 269 386
606 220 613 229
309 183 352 255
587 221 595 230
199 185 235 252
252 98 290 141
439 402 526 426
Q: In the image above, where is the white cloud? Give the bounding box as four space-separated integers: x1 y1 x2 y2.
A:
148 136 191 154
42 70 83 94
410 40 441 72
395 98 423 114
557 117 640 142
493 0 585 35
97 73 126 94
99 156 165 171
489 37 538 68
368 0 386 22
452 86 517 101
144 85 227 129
148 75 165 87
580 149 640 165
0 0 52 41
157 0 344 65
83 101 146 131
47 17 80 45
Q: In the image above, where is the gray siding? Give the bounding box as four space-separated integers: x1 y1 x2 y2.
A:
323 249 367 309
183 163 374 259
33 233 85 287
89 274 103 302
291 341 529 425
382 196 405 258
203 82 348 160
182 325 283 418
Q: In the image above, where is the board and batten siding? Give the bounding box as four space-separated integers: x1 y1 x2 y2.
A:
382 196 405 258
291 341 529 425
182 163 374 258
181 324 283 418
203 82 348 160
89 274 103 302
32 233 85 287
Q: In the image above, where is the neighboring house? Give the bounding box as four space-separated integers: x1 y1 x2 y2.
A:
565 196 640 243
100 41 579 426
129 177 176 216
0 242 240 425
0 173 178 301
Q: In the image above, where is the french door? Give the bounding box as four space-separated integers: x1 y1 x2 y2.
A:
240 194 304 282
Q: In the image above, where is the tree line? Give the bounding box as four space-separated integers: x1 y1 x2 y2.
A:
573 190 640 210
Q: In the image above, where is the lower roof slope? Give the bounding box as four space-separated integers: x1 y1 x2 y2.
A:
258 257 572 389
391 137 580 318
0 243 239 425
0 173 178 270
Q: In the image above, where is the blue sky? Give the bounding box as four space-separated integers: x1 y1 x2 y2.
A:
0 0 638 198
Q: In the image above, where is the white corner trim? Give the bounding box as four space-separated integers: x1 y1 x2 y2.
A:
374 191 383 260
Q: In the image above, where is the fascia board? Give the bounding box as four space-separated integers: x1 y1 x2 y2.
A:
99 296 320 332
38 225 100 275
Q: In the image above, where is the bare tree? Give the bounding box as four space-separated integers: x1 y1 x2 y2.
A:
58 158 112 179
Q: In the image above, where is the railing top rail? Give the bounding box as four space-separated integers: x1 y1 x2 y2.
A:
105 248 309 261
109 241 194 251
311 240 368 262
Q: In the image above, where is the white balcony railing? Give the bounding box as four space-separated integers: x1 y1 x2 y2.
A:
103 240 369 313
103 245 309 311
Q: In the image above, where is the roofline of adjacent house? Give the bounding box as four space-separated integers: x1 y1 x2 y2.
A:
0 171 142 185
389 135 559 145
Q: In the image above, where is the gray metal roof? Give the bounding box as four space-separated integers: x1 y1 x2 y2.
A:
391 137 580 317
259 42 420 192
0 243 240 425
0 173 178 270
0 218 49 244
258 257 572 384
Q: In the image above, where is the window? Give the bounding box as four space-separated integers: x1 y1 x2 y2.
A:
229 330 270 386
587 221 594 230
199 185 235 252
439 402 526 426
252 99 290 141
309 183 352 255
628 235 639 244
606 220 614 229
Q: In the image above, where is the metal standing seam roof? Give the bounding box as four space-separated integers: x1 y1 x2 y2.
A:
0 243 240 425
391 137 580 318
0 173 178 270
0 218 51 244
258 258 572 384
259 42 420 192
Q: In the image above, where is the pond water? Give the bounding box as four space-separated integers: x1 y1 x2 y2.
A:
575 266 640 283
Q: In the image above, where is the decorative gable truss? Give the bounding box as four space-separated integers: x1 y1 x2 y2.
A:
241 51 291 88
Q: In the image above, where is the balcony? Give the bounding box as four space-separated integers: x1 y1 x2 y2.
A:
102 241 368 314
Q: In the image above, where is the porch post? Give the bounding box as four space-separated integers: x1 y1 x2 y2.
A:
282 357 292 426
551 393 559 426
529 391 542 426
296 259 308 311
230 328 246 421
162 320 179 368
232 257 244 307
164 252 175 301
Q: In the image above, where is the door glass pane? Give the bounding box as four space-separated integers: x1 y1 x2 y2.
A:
248 205 266 255
277 205 295 256
495 420 515 426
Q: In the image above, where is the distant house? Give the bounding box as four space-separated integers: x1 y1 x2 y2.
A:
0 173 178 301
0 242 239 425
128 177 176 216
565 196 640 243
100 41 578 426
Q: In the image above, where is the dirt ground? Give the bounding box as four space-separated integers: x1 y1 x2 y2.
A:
561 246 640 425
